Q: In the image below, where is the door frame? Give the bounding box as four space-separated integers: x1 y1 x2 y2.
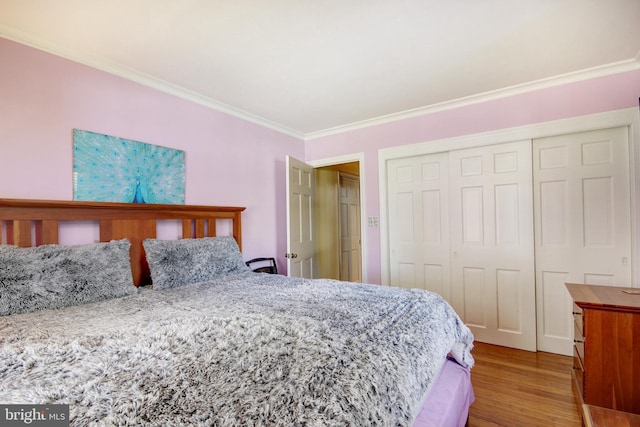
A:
378 107 640 287
308 152 368 283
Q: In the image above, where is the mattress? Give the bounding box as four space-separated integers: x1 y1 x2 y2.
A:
413 357 474 427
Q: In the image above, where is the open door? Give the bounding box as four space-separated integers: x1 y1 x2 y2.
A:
286 156 317 278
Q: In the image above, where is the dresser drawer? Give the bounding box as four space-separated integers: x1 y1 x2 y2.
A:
573 320 585 362
573 302 583 337
573 346 585 402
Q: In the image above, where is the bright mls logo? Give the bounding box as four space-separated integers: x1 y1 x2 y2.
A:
0 405 69 426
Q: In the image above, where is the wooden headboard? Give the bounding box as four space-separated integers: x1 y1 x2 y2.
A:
0 198 245 286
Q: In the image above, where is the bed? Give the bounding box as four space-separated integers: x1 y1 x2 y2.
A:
0 198 474 426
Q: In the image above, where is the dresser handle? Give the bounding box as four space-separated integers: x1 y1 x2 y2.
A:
574 339 584 344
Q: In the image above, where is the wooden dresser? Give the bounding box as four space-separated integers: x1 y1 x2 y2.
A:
565 283 640 415
582 404 640 427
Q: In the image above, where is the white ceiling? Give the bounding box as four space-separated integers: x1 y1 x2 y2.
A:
1 1 639 139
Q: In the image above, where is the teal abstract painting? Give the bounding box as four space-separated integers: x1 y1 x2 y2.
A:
73 129 185 204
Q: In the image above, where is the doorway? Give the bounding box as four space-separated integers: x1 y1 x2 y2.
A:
315 162 362 281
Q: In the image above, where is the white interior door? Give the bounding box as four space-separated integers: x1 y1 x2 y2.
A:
387 152 452 302
286 155 317 278
339 173 362 282
533 126 632 355
449 140 536 351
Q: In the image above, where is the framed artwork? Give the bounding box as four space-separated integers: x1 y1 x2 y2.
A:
73 129 185 204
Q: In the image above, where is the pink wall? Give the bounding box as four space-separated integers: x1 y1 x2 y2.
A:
3 36 639 284
306 69 640 284
0 37 304 271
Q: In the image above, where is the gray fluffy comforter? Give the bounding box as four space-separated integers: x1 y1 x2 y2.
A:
0 272 474 426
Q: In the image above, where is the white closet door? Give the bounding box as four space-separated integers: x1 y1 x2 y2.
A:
533 127 631 355
449 140 536 351
387 152 452 302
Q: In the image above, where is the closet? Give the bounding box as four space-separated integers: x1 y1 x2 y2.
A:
385 126 631 355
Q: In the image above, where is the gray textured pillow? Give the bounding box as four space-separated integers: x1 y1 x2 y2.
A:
143 236 249 290
0 239 136 316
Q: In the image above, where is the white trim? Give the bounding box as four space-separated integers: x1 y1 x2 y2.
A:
0 26 305 140
307 153 368 283
628 111 640 288
3 25 638 142
378 107 640 286
306 58 640 141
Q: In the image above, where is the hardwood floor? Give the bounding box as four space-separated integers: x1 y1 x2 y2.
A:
468 342 581 427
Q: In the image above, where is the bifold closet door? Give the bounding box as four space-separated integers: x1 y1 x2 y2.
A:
449 140 536 351
387 141 536 351
386 127 632 354
533 126 632 356
387 152 452 302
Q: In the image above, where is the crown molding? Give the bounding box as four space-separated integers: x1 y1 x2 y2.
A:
305 53 640 141
3 25 638 143
0 26 306 140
